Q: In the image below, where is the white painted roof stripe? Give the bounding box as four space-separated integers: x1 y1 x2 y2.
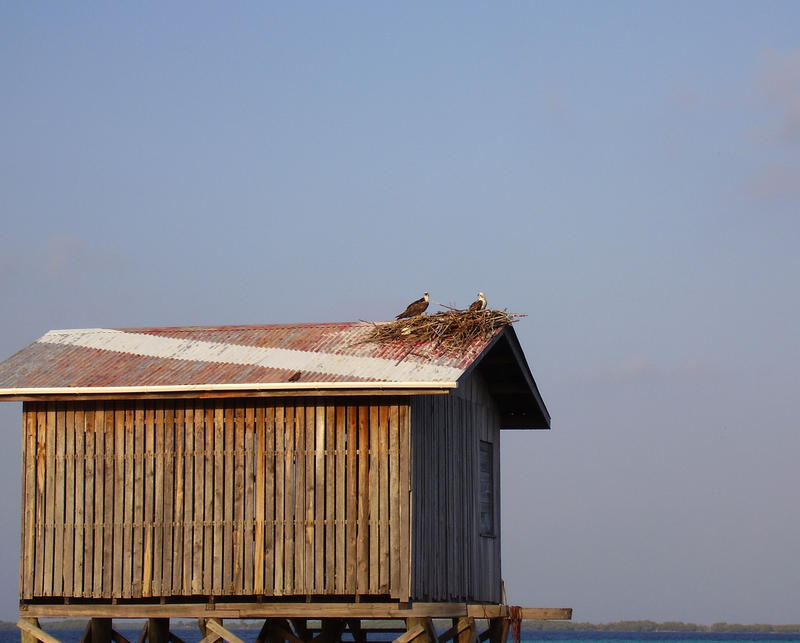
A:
37 328 465 383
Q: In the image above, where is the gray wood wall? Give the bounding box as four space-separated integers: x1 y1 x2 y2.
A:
20 397 411 601
410 370 502 604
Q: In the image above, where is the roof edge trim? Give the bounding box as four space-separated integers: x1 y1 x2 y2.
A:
0 380 458 397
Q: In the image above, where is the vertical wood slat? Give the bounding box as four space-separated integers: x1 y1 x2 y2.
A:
345 406 358 595
301 405 312 593
142 404 155 597
53 403 67 596
264 404 275 595
112 404 124 598
152 403 164 596
368 406 379 594
212 405 224 595
182 405 195 594
172 404 185 595
130 405 142 598
43 404 56 596
73 407 85 597
202 404 214 594
232 406 245 592
63 404 75 598
22 407 36 599
314 406 325 593
334 406 346 594
192 402 205 595
398 403 410 602
325 404 336 594
223 405 234 593
356 406 369 594
378 405 390 593
243 405 255 594
254 405 265 595
81 407 94 597
273 405 284 596
162 405 175 594
302 406 313 594
389 404 400 598
282 405 294 594
91 405 104 598
102 407 114 597
53 405 66 597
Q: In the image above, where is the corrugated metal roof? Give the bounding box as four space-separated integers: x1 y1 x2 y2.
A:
0 322 503 395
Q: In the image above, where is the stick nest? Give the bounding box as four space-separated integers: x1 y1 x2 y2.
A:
365 308 525 356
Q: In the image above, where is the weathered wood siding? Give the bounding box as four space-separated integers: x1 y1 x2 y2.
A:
20 398 411 601
410 371 502 603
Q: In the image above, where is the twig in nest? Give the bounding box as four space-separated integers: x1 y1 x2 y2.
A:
364 308 525 356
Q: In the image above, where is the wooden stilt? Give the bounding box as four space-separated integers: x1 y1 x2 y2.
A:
456 618 476 643
147 619 170 643
90 619 112 643
346 619 366 643
316 619 346 643
487 618 509 643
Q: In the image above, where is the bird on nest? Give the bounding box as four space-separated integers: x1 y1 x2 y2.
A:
468 292 487 312
396 292 429 319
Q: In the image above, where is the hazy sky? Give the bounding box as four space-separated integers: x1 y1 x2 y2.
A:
2 1 799 625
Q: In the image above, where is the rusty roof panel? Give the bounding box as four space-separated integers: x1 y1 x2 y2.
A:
0 322 503 394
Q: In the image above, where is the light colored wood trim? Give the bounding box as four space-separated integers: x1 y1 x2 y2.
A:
204 619 246 643
17 618 62 643
21 600 486 619
393 624 426 643
0 385 455 402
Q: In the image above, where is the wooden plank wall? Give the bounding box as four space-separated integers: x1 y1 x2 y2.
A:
20 398 411 601
409 370 502 604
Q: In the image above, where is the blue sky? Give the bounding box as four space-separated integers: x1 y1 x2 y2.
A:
1 1 799 624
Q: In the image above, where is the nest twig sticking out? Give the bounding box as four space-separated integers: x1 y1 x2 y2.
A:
365 308 525 356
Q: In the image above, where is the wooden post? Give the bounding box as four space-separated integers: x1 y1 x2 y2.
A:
147 619 170 643
487 618 509 643
456 618 476 643
90 618 112 643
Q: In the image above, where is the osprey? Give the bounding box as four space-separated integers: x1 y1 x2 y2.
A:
396 292 429 319
468 292 487 312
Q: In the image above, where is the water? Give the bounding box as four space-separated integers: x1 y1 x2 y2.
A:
3 628 800 643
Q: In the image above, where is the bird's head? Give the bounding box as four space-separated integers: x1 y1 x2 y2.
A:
423 292 429 302
478 292 486 302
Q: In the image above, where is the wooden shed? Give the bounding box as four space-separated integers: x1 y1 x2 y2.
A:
0 321 566 643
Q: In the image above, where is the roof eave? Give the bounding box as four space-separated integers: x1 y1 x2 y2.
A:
457 326 551 430
0 380 458 401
